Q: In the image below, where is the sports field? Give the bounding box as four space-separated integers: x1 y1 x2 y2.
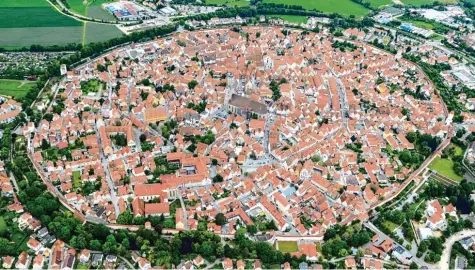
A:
0 0 123 48
66 0 117 21
0 79 36 99
262 0 370 17
276 241 299 252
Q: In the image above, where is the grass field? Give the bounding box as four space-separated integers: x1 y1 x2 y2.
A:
72 171 81 188
366 0 393 8
274 15 308 23
383 220 398 232
12 232 28 253
0 79 36 99
277 241 299 252
429 157 463 182
262 0 370 17
0 217 6 236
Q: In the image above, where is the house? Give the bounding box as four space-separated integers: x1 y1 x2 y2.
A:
27 238 42 252
222 258 233 270
79 249 91 263
91 253 103 267
32 255 45 270
15 251 29 269
345 256 357 269
2 256 14 269
193 256 204 266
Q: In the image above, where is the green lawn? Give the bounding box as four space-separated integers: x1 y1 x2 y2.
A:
274 15 308 23
262 0 370 17
11 232 28 253
277 241 299 252
0 217 6 236
366 0 393 8
429 157 463 182
383 220 398 232
72 171 81 188
0 79 36 99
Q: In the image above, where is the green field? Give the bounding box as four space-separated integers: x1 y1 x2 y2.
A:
12 232 28 253
262 0 370 16
366 0 393 8
383 220 398 232
66 0 117 20
0 0 122 48
0 79 36 99
0 0 50 7
401 0 456 5
429 157 463 182
277 241 299 252
205 0 250 5
274 15 308 23
73 171 81 188
0 217 6 236
85 23 123 43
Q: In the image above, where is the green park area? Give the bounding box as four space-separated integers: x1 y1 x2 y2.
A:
262 0 370 17
276 241 299 252
0 79 36 99
0 0 123 48
429 157 464 182
383 220 398 232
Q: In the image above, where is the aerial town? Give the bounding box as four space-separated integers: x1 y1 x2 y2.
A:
4 0 475 269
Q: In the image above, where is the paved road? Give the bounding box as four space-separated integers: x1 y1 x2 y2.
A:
95 125 120 216
440 229 475 270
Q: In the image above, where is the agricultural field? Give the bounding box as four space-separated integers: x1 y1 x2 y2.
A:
72 171 81 188
262 0 370 17
429 157 464 182
0 79 36 99
85 23 124 43
66 0 117 21
0 0 123 48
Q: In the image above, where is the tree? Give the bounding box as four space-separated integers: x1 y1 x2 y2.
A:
215 213 227 225
410 262 418 269
213 174 223 183
188 80 198 90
